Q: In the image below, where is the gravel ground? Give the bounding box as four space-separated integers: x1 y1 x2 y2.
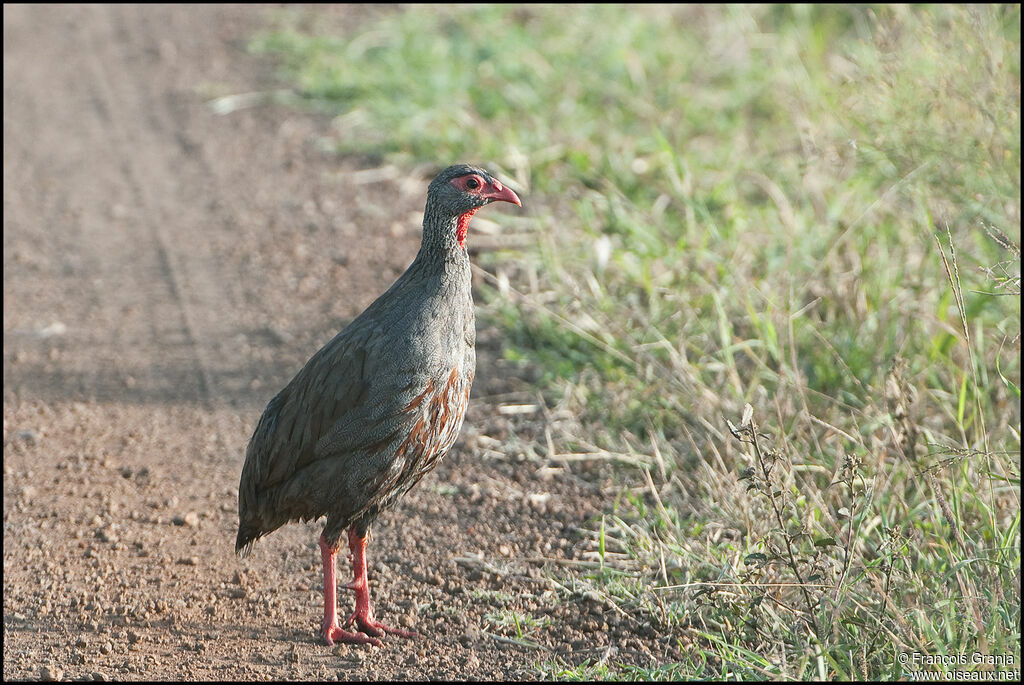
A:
3 5 680 680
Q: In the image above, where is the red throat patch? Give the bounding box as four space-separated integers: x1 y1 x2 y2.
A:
456 209 478 249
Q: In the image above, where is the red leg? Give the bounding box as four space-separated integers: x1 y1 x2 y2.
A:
318 535 382 647
341 527 417 639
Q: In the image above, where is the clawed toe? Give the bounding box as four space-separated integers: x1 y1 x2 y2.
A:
373 622 416 640
322 623 383 648
349 614 416 640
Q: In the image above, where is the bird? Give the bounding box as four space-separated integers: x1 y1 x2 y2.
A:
235 164 522 646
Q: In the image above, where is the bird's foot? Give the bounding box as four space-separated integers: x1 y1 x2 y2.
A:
321 620 383 647
344 610 417 640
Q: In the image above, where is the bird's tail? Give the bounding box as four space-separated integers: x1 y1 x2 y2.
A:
234 525 261 558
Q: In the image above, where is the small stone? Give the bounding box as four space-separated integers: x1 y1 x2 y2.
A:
16 429 39 445
460 623 481 645
40 665 62 681
183 511 200 528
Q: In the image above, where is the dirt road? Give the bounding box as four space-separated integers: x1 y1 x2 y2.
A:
3 5 675 680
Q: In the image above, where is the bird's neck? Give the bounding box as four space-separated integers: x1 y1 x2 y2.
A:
415 206 473 268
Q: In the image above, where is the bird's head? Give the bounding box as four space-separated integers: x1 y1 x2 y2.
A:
425 164 522 250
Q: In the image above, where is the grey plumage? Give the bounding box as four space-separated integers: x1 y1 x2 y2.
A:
236 164 517 556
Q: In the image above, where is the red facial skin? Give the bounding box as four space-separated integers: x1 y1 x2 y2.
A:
449 174 522 249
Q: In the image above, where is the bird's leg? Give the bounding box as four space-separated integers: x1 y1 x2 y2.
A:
318 534 382 647
340 527 417 639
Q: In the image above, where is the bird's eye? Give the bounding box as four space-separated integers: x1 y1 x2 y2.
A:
465 177 480 190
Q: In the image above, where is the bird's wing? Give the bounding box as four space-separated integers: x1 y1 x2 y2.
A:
240 322 430 494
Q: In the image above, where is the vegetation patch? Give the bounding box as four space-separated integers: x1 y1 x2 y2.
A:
252 4 1020 679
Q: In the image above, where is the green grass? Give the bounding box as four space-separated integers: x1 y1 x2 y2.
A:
249 4 1020 680
484 608 552 639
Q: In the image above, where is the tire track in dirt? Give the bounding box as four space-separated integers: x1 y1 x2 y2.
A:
4 4 428 408
80 4 218 404
5 5 219 404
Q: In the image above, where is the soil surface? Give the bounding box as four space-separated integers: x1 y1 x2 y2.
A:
3 5 678 680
